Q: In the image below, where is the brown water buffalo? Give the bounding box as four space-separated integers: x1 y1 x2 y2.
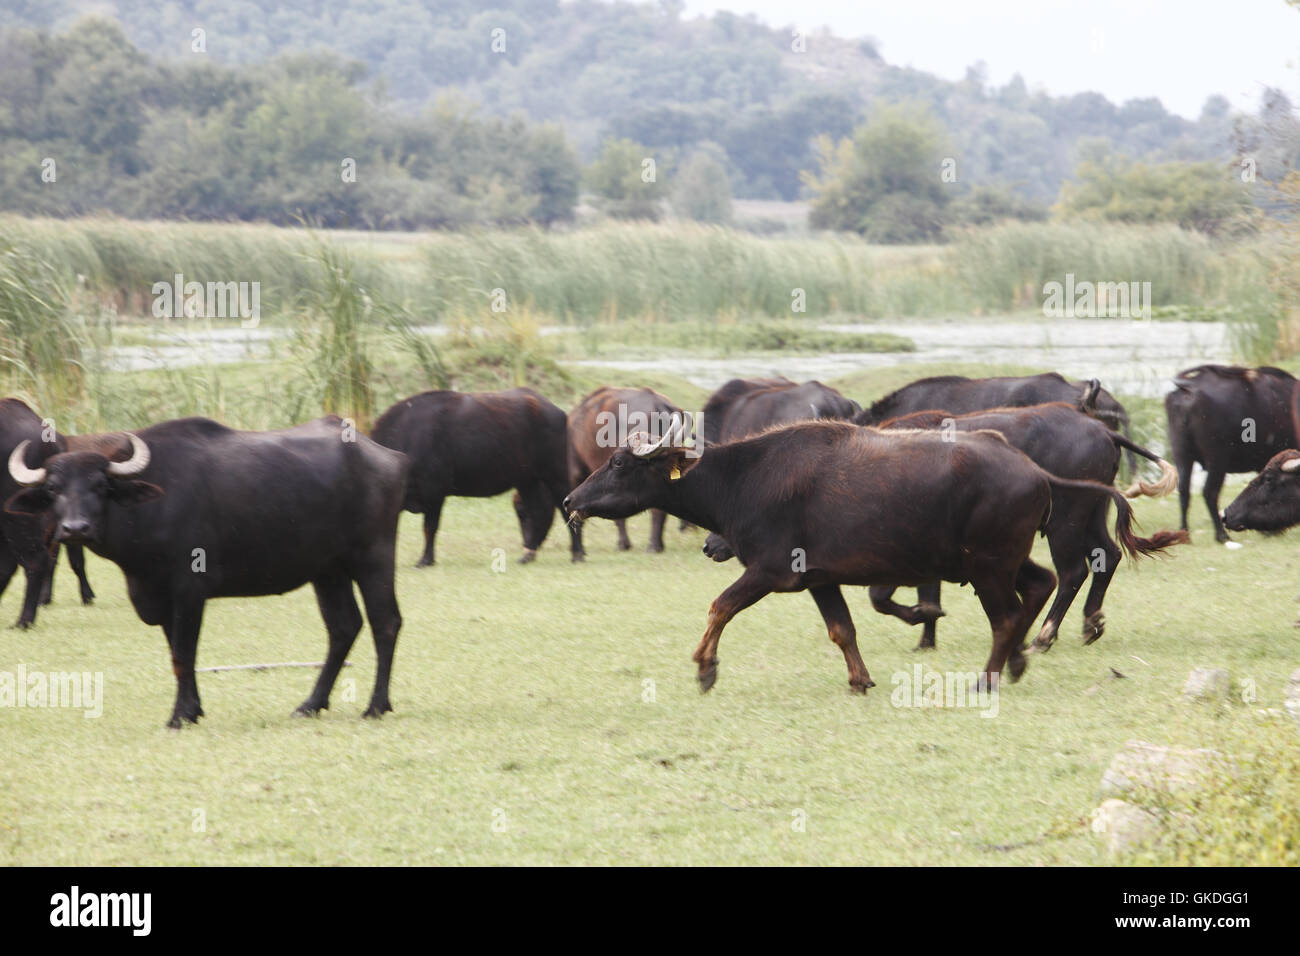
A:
1165 365 1298 542
866 404 1186 651
0 399 95 628
564 419 1155 694
567 386 688 557
857 372 1137 474
702 377 860 444
372 388 578 565
5 417 408 728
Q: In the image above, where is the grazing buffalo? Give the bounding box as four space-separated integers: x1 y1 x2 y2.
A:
0 399 94 628
865 404 1186 651
1223 450 1300 534
372 388 577 566
856 372 1137 474
565 419 1152 693
1165 365 1298 543
5 417 408 728
567 386 688 556
702 377 860 444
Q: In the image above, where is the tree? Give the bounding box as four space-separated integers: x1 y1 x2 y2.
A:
585 137 662 220
671 145 732 223
802 103 952 242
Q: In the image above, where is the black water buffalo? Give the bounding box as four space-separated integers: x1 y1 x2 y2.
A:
5 417 408 728
1165 364 1298 543
372 388 577 566
567 386 687 556
0 399 94 628
1223 449 1300 534
565 419 1152 693
857 372 1137 474
866 404 1186 651
702 377 860 443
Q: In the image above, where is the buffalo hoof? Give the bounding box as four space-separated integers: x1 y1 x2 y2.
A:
849 678 875 694
646 543 664 554
81 590 95 605
697 661 718 693
913 603 946 622
1007 654 1027 682
362 701 393 719
11 619 32 631
518 549 538 565
166 707 203 730
292 702 326 718
570 551 586 563
415 556 434 568
1082 612 1106 645
912 640 936 652
617 541 632 552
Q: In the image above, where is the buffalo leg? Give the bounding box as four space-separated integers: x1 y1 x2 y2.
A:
647 508 667 553
295 572 364 717
164 598 205 729
0 547 18 618
1029 521 1096 652
14 548 55 629
1078 510 1121 644
867 584 945 649
810 584 873 693
1203 468 1229 542
38 543 55 605
352 556 402 718
416 498 444 567
615 519 632 551
513 482 555 563
67 543 94 604
693 566 771 692
1008 560 1056 680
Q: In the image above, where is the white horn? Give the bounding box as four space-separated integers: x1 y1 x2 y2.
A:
106 433 151 477
7 440 46 487
1282 457 1300 473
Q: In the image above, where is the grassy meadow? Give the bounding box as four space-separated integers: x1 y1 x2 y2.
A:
2 489 1297 866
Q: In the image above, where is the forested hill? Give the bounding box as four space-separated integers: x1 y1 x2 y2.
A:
9 0 1242 203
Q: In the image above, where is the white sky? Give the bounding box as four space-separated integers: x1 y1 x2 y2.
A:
681 0 1300 119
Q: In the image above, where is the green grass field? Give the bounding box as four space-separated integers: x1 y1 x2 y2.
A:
3 486 1297 866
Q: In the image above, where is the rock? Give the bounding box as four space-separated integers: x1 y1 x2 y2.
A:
1099 740 1236 798
1090 799 1160 853
1181 667 1230 701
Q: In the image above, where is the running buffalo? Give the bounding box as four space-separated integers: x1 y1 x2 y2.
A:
5 417 408 728
1165 364 1298 542
867 403 1186 651
567 386 689 556
564 419 1150 693
702 377 860 444
372 388 578 565
0 398 94 628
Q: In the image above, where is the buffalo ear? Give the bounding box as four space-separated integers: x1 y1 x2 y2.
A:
109 479 164 506
663 447 702 481
4 487 53 516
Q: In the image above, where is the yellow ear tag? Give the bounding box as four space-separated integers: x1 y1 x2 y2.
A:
669 464 682 481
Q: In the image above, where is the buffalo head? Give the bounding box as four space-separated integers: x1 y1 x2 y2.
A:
563 418 697 523
1223 450 1300 534
5 433 161 545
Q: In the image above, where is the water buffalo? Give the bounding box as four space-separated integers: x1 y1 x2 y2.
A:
1165 364 1298 543
857 372 1137 474
702 377 860 444
0 398 94 628
567 386 688 556
865 404 1186 651
372 388 578 566
565 419 1150 693
5 417 408 728
1223 450 1300 534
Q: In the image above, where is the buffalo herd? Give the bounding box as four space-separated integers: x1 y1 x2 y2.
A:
4 363 1299 727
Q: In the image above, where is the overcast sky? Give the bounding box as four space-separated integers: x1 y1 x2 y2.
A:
682 0 1300 119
